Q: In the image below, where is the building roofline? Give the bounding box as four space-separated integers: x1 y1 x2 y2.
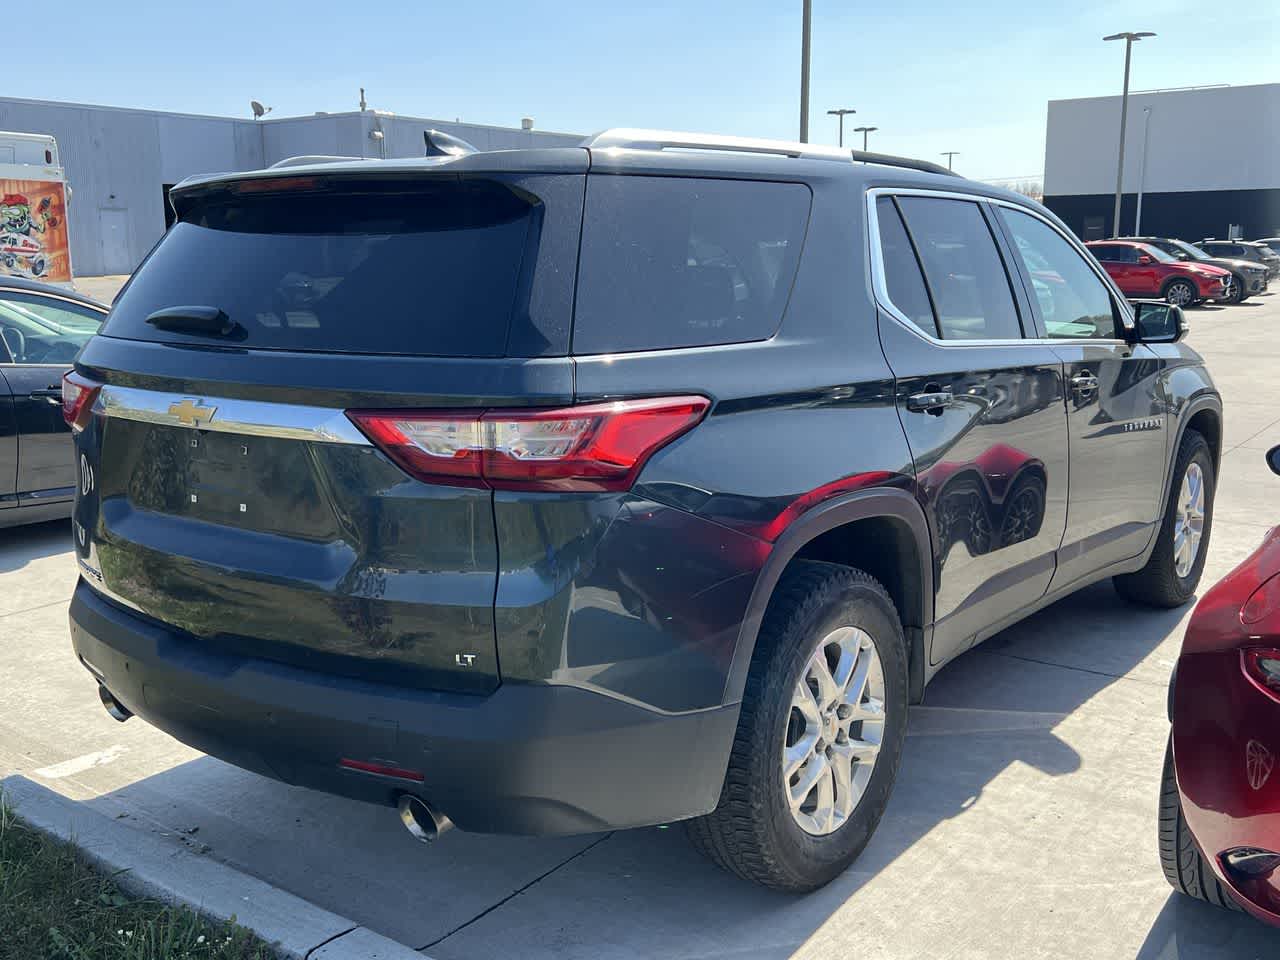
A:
1047 81 1279 106
0 95 581 138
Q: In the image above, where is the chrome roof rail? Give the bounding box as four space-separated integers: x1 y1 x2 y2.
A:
584 128 959 176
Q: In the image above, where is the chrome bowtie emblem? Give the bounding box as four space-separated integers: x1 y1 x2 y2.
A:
168 398 217 427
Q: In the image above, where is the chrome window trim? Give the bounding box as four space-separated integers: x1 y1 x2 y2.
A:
866 186 1135 348
96 385 371 445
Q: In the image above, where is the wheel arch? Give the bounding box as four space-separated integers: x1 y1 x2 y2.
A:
1150 393 1222 560
723 487 934 707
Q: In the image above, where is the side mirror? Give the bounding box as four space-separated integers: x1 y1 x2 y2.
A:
1133 301 1188 343
1268 445 1280 477
1137 254 1154 264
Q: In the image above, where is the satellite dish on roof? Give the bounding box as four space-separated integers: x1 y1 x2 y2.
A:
251 100 272 120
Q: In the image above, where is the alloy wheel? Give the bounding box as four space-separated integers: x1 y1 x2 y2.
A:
1166 281 1195 307
782 626 886 836
1174 461 1205 579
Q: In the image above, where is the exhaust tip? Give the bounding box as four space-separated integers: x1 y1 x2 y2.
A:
397 794 452 843
97 684 132 723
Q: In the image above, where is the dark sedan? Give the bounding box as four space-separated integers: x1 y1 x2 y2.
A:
0 277 108 527
1123 236 1269 303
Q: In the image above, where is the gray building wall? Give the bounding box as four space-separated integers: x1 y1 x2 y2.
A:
0 97 581 276
1043 83 1280 240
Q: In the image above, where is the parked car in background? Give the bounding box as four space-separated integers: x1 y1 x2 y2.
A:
1123 236 1269 303
64 130 1222 892
1086 240 1230 306
1257 238 1280 257
0 276 108 528
1163 445 1280 927
1198 240 1280 282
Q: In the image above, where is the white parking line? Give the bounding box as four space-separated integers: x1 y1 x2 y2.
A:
34 745 127 779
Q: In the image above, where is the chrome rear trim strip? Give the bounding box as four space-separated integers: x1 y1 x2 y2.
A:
96 385 371 445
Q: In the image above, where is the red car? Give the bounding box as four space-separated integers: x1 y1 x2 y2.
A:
1086 240 1230 307
1164 444 1280 925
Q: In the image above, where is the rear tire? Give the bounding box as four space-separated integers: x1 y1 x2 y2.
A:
686 561 908 891
1163 279 1197 307
1159 736 1243 911
1114 429 1213 608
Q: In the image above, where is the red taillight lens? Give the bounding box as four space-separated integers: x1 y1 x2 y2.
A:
61 371 102 432
1243 648 1280 702
347 396 710 492
1242 572 1280 625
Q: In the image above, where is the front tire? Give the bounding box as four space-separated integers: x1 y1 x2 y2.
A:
1227 274 1249 304
1159 736 1243 911
1114 429 1213 607
686 561 908 891
1164 279 1197 307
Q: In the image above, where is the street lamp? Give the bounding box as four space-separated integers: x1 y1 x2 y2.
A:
800 0 812 142
1104 30 1156 237
853 126 877 151
941 151 959 171
827 108 857 147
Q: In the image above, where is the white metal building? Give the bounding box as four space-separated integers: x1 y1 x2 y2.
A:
0 96 582 277
1043 82 1280 241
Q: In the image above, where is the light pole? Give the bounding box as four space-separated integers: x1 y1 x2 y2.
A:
1135 106 1152 235
1104 31 1156 237
941 151 959 171
800 0 812 142
827 108 856 147
853 126 877 151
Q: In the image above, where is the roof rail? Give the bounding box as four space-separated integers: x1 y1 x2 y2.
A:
584 128 959 176
269 155 368 169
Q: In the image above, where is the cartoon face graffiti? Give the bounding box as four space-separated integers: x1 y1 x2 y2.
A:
0 193 49 235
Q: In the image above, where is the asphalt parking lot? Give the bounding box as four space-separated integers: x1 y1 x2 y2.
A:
4 288 1280 959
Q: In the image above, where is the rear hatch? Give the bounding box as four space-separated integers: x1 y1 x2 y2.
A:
70 154 587 694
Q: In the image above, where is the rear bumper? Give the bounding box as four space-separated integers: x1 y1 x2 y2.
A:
69 580 739 835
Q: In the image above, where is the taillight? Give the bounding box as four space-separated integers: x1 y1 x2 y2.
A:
62 371 102 432
347 396 710 492
1242 648 1280 702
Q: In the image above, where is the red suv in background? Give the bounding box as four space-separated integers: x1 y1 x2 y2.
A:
1086 240 1230 307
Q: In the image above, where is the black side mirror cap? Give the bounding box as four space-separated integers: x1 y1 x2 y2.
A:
1132 300 1188 344
1268 445 1280 477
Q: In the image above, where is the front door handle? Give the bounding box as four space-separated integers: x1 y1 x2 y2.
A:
906 390 954 414
1070 373 1099 397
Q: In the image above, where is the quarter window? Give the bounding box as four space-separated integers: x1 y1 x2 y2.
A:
894 196 1023 341
998 208 1119 341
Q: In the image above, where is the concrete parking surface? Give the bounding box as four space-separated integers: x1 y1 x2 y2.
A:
4 288 1280 958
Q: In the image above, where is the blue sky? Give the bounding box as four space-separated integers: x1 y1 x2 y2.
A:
16 0 1278 180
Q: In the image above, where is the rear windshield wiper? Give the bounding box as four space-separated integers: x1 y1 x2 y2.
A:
145 305 243 338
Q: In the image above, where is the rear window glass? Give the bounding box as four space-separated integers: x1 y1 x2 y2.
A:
104 180 543 357
572 176 810 354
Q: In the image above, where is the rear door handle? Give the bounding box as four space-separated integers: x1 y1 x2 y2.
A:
1070 373 1099 396
906 390 953 413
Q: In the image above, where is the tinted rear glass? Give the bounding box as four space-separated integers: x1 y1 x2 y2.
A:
572 176 810 354
104 180 545 357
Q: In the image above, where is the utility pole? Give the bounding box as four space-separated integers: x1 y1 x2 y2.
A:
941 151 959 171
827 108 856 147
1104 31 1156 237
1135 106 1152 235
799 0 812 142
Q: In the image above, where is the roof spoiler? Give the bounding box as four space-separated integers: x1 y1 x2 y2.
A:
424 129 478 157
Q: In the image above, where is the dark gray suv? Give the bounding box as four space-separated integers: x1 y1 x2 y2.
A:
64 129 1222 891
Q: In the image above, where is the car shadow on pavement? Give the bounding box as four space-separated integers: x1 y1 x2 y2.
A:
0 518 70 574
46 579 1273 958
1136 893 1278 958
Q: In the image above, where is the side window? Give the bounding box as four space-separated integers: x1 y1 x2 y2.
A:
998 208 1119 341
895 196 1023 341
0 293 103 365
1096 244 1133 263
874 197 938 337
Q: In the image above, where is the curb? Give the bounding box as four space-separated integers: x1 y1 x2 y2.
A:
3 775 426 960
